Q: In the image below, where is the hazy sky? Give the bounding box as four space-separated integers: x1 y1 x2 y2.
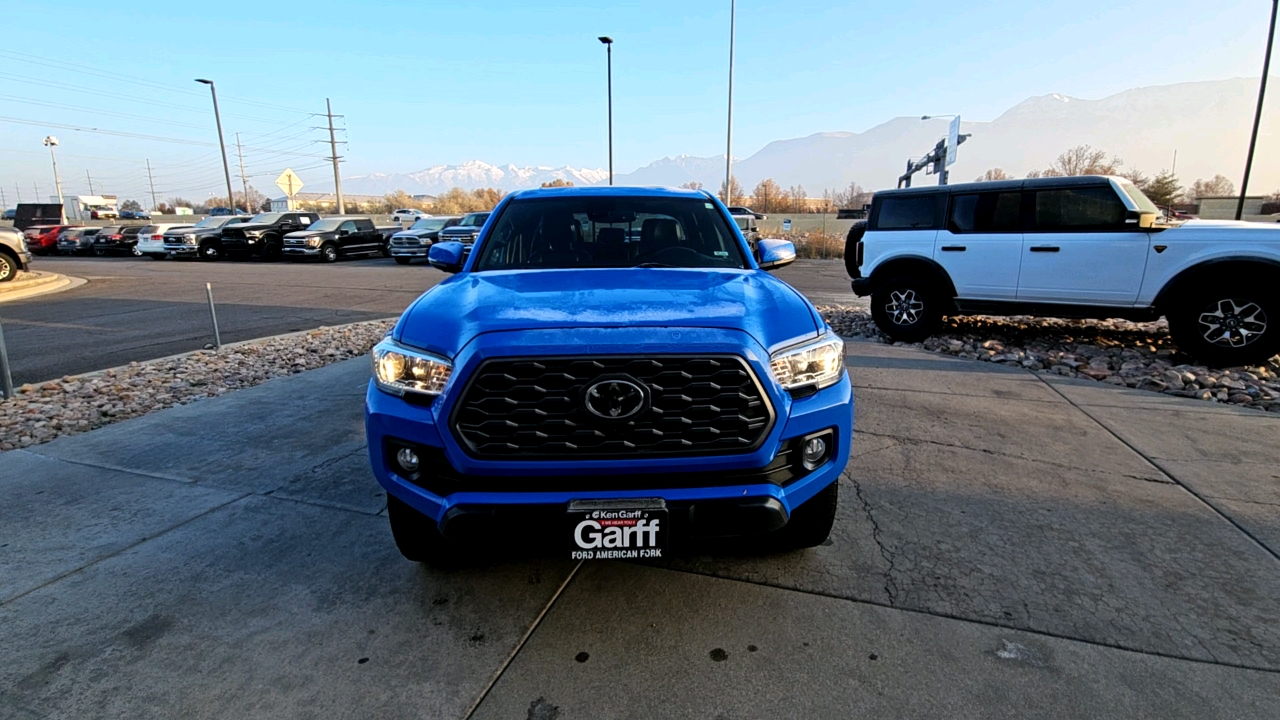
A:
1 0 1274 204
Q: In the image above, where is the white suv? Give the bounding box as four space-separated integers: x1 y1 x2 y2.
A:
848 175 1280 367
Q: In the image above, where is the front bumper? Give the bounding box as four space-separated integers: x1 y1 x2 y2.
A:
365 328 854 539
389 246 429 257
165 244 198 256
283 246 320 256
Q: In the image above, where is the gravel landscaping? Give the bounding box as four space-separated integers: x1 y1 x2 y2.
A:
4 306 1278 452
817 305 1280 413
0 320 394 451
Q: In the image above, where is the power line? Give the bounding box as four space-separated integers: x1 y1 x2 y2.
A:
0 115 217 147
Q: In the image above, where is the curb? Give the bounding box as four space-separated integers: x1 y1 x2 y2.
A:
0 271 87 304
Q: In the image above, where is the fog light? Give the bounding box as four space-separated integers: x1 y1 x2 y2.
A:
396 447 420 474
803 437 826 465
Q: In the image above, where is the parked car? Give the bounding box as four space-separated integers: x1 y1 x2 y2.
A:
90 206 118 220
56 227 100 255
388 216 462 264
848 174 1280 367
135 224 194 259
283 216 386 262
0 227 32 282
119 209 152 220
23 225 71 256
217 211 318 260
1 208 15 220
366 186 847 566
727 205 767 220
732 213 762 251
207 207 248 217
391 208 430 225
435 211 491 247
91 225 136 255
163 215 254 260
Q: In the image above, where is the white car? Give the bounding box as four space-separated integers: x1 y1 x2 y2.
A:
135 224 195 259
849 175 1280 367
391 209 431 226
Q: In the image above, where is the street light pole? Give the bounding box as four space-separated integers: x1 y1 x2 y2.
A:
195 79 237 212
725 0 736 205
42 136 65 216
1238 0 1279 220
598 37 614 185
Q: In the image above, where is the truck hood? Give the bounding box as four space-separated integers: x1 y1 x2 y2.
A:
394 268 822 358
1161 218 1280 240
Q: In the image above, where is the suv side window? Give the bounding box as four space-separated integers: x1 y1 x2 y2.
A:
1033 187 1127 232
875 195 940 230
355 219 375 231
339 220 357 233
949 192 1021 233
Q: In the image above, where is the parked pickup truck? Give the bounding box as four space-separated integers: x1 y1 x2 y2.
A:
847 175 1280 367
388 216 461 265
217 211 318 260
163 215 254 260
435 211 491 246
0 227 32 282
283 216 386 262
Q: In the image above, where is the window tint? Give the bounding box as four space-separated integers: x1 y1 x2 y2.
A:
355 219 375 231
1034 187 1127 231
876 195 937 230
339 221 357 232
949 192 1021 233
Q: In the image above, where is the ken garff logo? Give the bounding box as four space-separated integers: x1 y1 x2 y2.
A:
583 378 647 419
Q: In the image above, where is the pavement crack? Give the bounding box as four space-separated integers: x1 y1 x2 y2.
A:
848 475 899 606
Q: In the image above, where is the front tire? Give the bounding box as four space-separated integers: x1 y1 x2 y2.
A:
762 480 839 551
1168 282 1279 368
0 252 16 282
321 244 339 263
199 242 222 261
870 276 942 342
387 495 461 565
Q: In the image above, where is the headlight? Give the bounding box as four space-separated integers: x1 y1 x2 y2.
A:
184 235 196 245
307 236 322 247
769 335 845 391
372 338 452 396
245 230 262 237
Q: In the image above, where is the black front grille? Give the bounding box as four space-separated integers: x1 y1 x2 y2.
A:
451 355 774 459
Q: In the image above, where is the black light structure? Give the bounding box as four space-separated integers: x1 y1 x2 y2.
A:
599 36 614 185
1238 0 1279 220
195 78 237 212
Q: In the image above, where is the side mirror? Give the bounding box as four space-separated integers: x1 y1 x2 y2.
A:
429 241 466 273
756 238 796 271
1125 210 1158 229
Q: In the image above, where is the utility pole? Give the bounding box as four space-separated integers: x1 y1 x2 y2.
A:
195 79 237 212
325 99 345 214
1238 0 1278 220
724 0 736 206
598 37 614 185
43 136 65 210
1 187 6 210
86 169 94 195
235 133 251 212
14 184 20 204
145 159 158 211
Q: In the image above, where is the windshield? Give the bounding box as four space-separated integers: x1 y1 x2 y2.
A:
1118 181 1160 214
307 218 345 231
249 213 284 224
460 213 490 227
473 197 748 271
410 218 448 231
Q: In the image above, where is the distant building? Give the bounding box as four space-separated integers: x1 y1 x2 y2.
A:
270 192 388 212
1197 196 1267 219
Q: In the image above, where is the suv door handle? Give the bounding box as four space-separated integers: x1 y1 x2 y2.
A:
1029 246 1060 252
940 246 966 252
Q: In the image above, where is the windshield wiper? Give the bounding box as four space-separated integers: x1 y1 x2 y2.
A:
632 262 677 268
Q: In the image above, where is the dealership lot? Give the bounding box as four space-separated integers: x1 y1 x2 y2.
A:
1 257 856 386
2 339 1278 717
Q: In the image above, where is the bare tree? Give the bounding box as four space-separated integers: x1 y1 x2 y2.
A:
1045 144 1124 176
828 181 871 209
540 179 573 188
1187 174 1236 200
974 168 1011 182
679 181 703 191
718 177 744 205
752 179 782 212
1120 168 1150 191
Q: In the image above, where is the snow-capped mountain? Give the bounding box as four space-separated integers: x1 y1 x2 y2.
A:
340 161 607 196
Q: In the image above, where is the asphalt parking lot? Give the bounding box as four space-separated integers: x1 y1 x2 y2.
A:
0 256 856 385
2 340 1278 718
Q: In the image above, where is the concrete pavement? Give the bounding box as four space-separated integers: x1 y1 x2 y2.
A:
2 341 1278 718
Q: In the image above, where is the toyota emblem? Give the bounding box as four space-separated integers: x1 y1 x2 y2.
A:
583 378 647 419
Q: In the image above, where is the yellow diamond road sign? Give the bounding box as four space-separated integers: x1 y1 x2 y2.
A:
275 168 304 197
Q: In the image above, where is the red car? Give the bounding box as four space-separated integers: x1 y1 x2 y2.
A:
23 225 75 256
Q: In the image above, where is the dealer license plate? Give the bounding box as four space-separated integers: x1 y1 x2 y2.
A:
567 498 667 560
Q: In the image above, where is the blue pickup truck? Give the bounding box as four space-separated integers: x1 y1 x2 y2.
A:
365 186 854 564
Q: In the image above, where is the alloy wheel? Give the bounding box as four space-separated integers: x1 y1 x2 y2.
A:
0 255 12 281
131 246 142 257
886 288 925 326
1199 298 1268 348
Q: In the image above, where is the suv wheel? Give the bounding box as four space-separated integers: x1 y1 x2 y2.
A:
0 252 16 282
131 246 142 257
199 242 221 261
871 276 941 342
93 247 107 257
321 244 339 263
761 480 839 552
387 495 461 565
1168 283 1279 367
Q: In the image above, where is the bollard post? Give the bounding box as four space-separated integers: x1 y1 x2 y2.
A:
0 315 13 400
205 282 222 350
